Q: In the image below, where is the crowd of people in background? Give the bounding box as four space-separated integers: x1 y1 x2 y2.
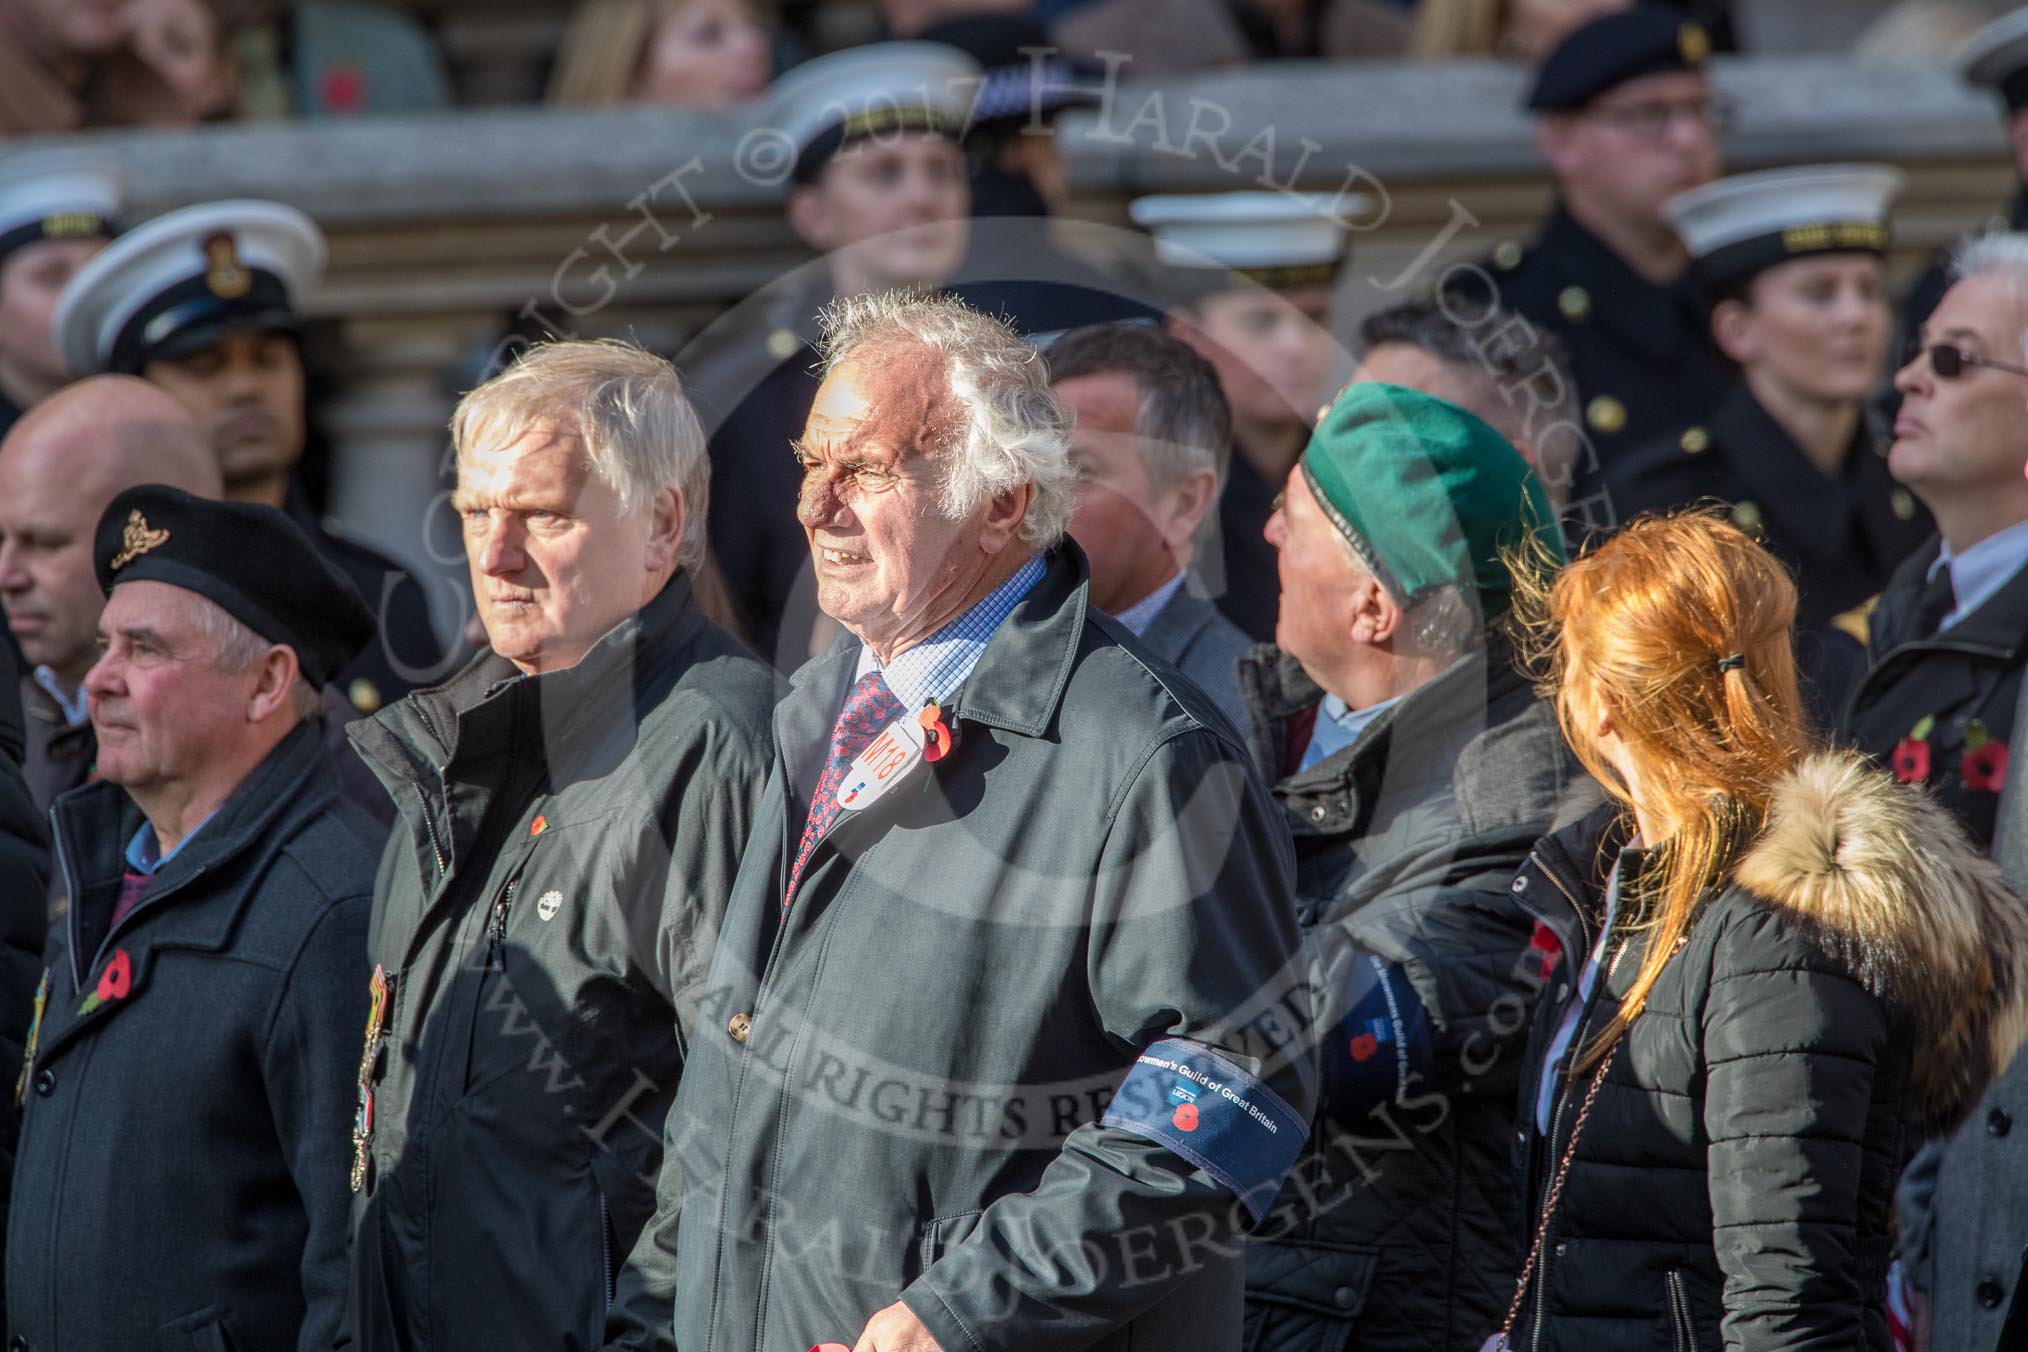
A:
10 1 2028 1351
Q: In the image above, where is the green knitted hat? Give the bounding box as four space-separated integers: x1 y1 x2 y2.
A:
1298 382 1565 619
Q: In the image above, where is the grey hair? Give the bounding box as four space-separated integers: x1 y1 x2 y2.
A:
1332 529 1480 659
189 595 321 717
1950 228 2028 289
816 290 1076 550
1043 322 1232 491
450 339 711 570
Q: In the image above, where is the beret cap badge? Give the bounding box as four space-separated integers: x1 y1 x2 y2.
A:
1679 22 1710 65
109 510 169 572
202 231 250 299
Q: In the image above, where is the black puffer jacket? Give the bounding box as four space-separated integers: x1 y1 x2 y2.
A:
1506 752 2028 1351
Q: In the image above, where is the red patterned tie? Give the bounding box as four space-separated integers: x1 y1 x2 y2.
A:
785 670 902 909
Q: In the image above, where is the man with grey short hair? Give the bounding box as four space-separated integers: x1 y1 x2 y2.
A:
655 291 1310 1352
339 340 779 1352
1048 321 1254 735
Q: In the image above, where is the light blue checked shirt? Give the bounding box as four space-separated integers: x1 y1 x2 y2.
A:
850 554 1046 712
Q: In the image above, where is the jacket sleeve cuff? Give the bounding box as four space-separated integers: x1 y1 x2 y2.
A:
901 1283 984 1352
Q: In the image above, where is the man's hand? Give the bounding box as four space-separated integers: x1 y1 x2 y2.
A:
849 1301 945 1352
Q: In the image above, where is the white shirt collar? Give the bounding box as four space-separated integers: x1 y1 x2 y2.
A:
1297 691 1401 773
850 555 1045 711
1109 570 1187 637
1929 517 2028 630
31 665 88 727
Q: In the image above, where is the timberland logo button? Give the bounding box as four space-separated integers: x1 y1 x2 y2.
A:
536 890 562 921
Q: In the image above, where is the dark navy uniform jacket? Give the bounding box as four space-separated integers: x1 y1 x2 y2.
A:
1606 383 1933 714
1461 204 1734 525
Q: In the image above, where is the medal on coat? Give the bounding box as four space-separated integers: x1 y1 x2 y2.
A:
14 968 48 1109
918 699 954 763
836 713 928 813
351 964 393 1194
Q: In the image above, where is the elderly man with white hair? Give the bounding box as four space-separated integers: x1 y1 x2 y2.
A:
643 292 1311 1352
337 340 780 1352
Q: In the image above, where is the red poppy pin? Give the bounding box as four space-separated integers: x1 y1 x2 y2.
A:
1892 715 1935 785
918 701 954 763
1172 1102 1200 1132
77 948 132 1016
1349 1032 1379 1062
1963 719 2011 793
530 815 548 838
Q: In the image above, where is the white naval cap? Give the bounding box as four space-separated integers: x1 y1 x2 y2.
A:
1664 163 1903 293
1128 191 1356 291
0 152 121 263
768 42 983 184
1959 7 2028 107
54 199 325 379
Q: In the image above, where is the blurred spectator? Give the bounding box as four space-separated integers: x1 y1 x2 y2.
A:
1133 190 1347 640
1606 165 1931 718
1453 4 1733 527
1408 0 1628 59
548 0 771 106
0 155 120 438
1349 295 1584 511
126 0 240 124
0 0 164 135
880 0 1029 38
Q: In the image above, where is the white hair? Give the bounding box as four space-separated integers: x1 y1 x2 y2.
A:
450 339 711 570
1951 229 2028 291
816 290 1076 550
189 593 320 717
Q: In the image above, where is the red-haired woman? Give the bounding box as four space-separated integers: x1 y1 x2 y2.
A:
1496 511 2028 1351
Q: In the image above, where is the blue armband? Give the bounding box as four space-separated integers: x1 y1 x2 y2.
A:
1101 1036 1308 1222
1319 956 1432 1125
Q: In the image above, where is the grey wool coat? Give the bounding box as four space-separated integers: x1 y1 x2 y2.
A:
9 717 376 1352
340 574 779 1352
633 547 1316 1352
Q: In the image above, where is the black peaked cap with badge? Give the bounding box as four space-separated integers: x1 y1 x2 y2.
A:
1526 3 1713 111
94 484 375 689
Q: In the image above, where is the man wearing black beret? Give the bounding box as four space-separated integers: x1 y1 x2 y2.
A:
1452 4 1734 528
6 484 379 1352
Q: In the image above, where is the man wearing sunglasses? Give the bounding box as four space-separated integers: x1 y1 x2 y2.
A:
1453 5 1733 527
1840 229 2028 855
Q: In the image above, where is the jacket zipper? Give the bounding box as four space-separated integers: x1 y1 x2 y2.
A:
1526 935 1630 1352
485 878 518 971
1666 1270 1695 1352
599 1186 614 1313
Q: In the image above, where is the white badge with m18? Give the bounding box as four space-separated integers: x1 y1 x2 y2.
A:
837 715 927 813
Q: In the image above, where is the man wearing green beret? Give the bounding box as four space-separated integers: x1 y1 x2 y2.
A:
1239 383 1582 1352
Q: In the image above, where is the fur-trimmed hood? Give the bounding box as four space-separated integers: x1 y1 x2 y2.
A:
1735 750 2028 1135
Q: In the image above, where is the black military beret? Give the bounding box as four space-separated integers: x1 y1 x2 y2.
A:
1526 5 1712 113
94 484 376 690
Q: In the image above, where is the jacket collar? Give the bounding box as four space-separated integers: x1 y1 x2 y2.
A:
356 570 705 779
1872 534 2028 658
788 544 1090 741
1709 385 1868 565
51 717 337 994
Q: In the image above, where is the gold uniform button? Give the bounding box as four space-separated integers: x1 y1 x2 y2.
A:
1731 500 1764 535
1585 394 1626 435
1558 286 1591 320
1891 488 1917 521
1494 240 1523 270
727 1013 752 1043
766 328 801 361
1679 21 1710 64
348 678 382 714
1679 426 1709 455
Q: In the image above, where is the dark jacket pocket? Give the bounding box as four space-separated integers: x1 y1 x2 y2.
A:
157 1305 239 1352
1243 1237 1374 1351
915 1209 986 1284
